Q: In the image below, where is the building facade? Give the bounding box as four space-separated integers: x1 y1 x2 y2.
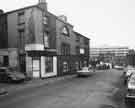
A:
90 46 129 65
0 0 90 78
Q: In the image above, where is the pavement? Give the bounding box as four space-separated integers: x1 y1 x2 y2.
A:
0 74 76 96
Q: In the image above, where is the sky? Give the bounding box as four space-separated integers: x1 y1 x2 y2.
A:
0 0 135 49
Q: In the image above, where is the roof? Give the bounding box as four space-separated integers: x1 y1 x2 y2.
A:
0 4 90 39
0 4 74 28
48 12 73 27
74 31 90 40
91 45 129 49
1 5 37 16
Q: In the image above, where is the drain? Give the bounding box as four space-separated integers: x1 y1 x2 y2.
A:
100 104 116 108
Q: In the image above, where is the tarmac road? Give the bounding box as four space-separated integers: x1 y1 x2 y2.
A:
0 69 127 108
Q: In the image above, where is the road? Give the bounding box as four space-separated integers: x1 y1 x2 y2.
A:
0 69 129 108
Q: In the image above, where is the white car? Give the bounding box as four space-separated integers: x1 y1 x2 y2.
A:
123 67 135 84
126 73 135 100
77 67 94 77
114 65 124 70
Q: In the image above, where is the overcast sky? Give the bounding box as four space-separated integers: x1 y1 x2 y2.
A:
1 0 135 48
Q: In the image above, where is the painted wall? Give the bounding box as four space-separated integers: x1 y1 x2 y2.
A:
7 7 37 48
0 14 8 48
7 12 18 48
26 8 56 49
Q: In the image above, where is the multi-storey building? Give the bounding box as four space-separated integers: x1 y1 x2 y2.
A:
0 0 90 78
90 46 129 65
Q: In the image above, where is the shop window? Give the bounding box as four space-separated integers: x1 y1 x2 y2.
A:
63 61 68 72
45 57 53 73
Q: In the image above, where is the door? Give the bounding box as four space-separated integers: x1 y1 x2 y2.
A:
32 58 40 78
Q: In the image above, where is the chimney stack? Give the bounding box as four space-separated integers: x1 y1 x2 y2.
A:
58 15 67 22
38 0 47 11
0 9 4 15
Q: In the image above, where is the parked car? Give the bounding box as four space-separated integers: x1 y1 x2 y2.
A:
96 63 110 70
114 65 124 70
0 67 26 83
124 67 135 85
77 67 94 77
125 73 135 101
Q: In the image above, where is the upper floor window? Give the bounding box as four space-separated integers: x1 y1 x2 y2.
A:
62 26 69 36
76 46 80 54
76 35 80 42
43 16 48 25
43 32 49 48
84 38 89 45
18 12 25 25
80 48 85 54
18 29 25 49
61 43 70 55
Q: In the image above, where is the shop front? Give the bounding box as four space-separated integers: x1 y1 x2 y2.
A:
25 44 57 78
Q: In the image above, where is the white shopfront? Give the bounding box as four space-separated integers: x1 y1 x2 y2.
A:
25 44 57 78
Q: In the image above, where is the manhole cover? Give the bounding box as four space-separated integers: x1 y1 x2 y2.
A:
100 104 116 108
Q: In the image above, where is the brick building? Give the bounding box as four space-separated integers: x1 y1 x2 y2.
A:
0 0 90 78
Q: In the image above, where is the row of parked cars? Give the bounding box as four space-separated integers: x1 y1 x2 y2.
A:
123 66 135 101
0 67 26 83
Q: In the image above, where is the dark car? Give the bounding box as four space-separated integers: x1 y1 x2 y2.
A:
0 67 26 83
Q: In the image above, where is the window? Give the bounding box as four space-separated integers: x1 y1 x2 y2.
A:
62 27 69 36
80 48 85 54
63 61 68 72
18 12 25 24
75 62 79 71
61 43 70 55
45 57 53 73
18 29 25 49
79 61 82 69
84 38 89 45
76 36 80 42
76 46 80 54
84 61 87 67
43 16 48 25
43 32 49 48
